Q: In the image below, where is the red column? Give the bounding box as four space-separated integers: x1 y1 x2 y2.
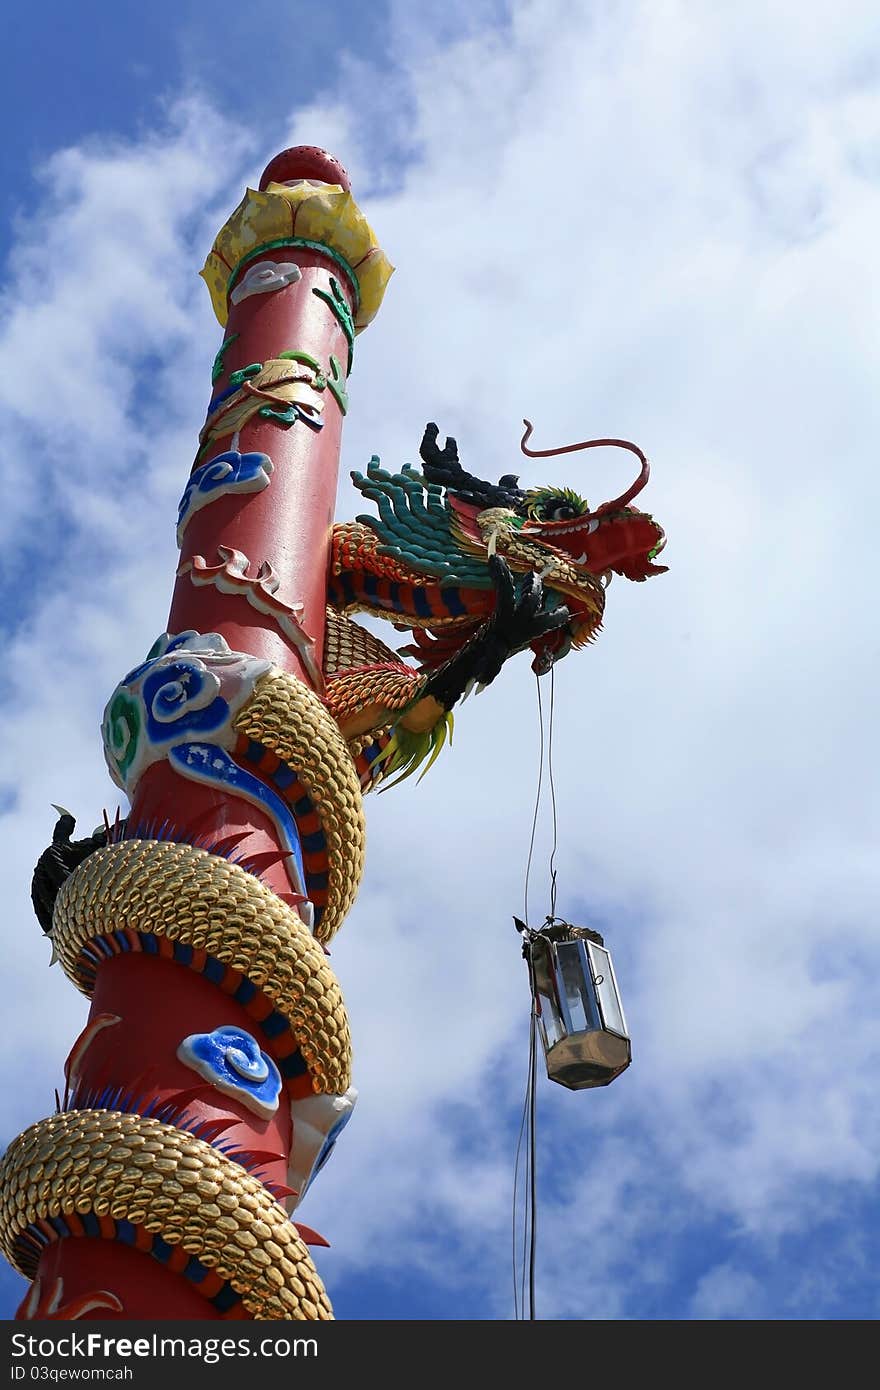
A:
4 148 390 1322
135 146 364 905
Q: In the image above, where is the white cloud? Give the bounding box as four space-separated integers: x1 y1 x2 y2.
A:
2 0 879 1320
691 1263 765 1320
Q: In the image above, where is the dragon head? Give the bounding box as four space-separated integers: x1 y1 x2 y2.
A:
421 423 667 675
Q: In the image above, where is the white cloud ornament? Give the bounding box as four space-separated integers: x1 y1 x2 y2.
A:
230 259 302 305
288 1088 357 1207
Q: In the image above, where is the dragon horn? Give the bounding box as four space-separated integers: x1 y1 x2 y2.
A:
519 419 650 515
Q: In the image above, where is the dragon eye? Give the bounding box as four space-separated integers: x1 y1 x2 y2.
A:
523 490 588 522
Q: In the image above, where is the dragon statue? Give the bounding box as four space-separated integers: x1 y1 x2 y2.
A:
322 419 667 785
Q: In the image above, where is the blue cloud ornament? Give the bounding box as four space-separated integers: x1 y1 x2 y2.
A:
177 1026 282 1119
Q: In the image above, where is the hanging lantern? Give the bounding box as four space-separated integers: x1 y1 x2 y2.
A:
523 921 631 1090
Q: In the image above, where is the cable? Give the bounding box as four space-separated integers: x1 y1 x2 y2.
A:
509 934 542 1320
514 680 546 1319
512 1014 532 1320
521 1021 531 1318
512 669 558 1319
523 675 545 928
513 953 538 1319
548 665 559 919
527 992 538 1320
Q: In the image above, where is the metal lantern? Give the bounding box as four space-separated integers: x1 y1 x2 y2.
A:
525 922 631 1090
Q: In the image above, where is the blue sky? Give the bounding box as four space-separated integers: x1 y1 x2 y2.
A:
1 2 391 206
1 0 879 1322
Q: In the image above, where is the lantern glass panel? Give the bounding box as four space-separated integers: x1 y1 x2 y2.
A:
535 984 565 1049
530 942 565 1048
587 942 628 1039
556 941 601 1035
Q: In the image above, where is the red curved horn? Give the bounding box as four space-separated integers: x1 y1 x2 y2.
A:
520 419 650 515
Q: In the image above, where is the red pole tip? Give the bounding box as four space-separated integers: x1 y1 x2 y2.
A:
259 146 351 193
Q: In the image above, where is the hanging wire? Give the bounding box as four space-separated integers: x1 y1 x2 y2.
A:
527 991 538 1320
512 1015 531 1320
523 675 545 929
512 961 539 1320
512 669 561 1319
547 665 559 918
